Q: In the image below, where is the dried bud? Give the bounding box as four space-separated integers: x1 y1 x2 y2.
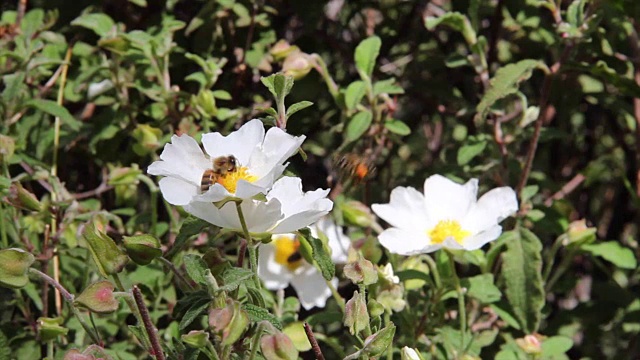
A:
5 182 42 212
515 334 543 355
74 280 119 314
181 330 210 349
81 216 128 277
38 317 69 342
342 200 375 228
260 332 299 360
131 124 162 156
282 52 313 80
123 234 162 265
209 300 249 345
344 290 369 335
270 40 299 61
0 248 35 289
344 256 378 285
63 349 95 360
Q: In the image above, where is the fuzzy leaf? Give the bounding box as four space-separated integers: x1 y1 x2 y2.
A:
81 217 128 278
462 274 501 303
286 100 313 119
354 36 381 78
165 217 209 260
384 119 411 136
242 303 282 330
583 241 637 269
183 254 209 285
373 78 404 96
425 12 476 45
71 13 115 37
476 60 547 122
23 100 81 131
501 228 544 334
457 140 488 165
345 81 366 110
345 111 372 142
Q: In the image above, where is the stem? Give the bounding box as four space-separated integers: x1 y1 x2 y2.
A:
158 257 194 291
205 343 221 360
384 311 392 360
424 254 442 288
544 247 578 292
542 236 565 282
235 202 261 288
446 251 466 356
112 273 145 328
326 279 345 313
132 285 166 360
247 322 266 360
29 269 101 344
0 202 7 247
303 322 326 360
137 174 158 235
310 54 339 100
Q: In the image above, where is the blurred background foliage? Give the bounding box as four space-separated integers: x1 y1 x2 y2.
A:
1 0 640 358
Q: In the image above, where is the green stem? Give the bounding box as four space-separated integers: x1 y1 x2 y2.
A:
235 202 261 288
446 251 466 356
205 343 221 360
542 236 565 282
247 322 266 360
545 246 579 292
137 175 158 235
310 54 339 100
326 279 345 313
158 257 194 292
384 311 392 360
29 269 101 344
424 254 442 289
112 273 145 328
0 202 7 248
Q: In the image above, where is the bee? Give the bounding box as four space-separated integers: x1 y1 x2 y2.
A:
336 153 376 183
286 251 303 264
200 155 239 193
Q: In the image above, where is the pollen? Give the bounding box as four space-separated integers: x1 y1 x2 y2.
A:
217 166 258 193
273 236 303 271
428 220 471 245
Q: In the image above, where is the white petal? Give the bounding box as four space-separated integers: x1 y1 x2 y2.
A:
234 180 268 199
312 216 351 264
185 198 284 233
192 183 232 203
460 225 503 250
378 228 441 255
371 186 429 231
461 187 518 233
257 242 293 290
261 126 306 165
290 266 334 310
183 201 238 229
423 175 478 222
270 203 333 234
147 134 210 185
201 119 265 165
158 177 199 206
267 177 333 233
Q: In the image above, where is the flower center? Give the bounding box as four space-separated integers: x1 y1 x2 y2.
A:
217 167 257 193
273 236 303 271
428 220 470 244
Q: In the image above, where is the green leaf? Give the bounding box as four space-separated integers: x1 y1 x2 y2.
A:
219 267 254 292
345 81 367 110
384 119 411 136
583 241 637 269
457 140 488 165
179 297 211 331
183 254 208 285
345 111 373 143
303 229 335 281
490 301 521 330
354 36 381 78
261 73 294 102
81 217 128 278
165 217 208 260
501 228 544 333
542 336 573 356
286 101 313 119
476 60 547 122
71 13 115 37
212 90 232 100
373 78 404 96
0 331 10 360
242 303 282 330
462 274 501 303
425 12 477 45
23 100 80 131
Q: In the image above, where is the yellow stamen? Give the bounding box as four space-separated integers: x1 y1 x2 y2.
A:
428 220 470 244
217 166 258 193
273 236 303 271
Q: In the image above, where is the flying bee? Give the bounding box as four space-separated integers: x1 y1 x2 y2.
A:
200 155 239 193
336 153 377 183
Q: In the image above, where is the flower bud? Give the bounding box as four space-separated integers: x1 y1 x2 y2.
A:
123 234 162 265
379 263 399 285
270 40 299 61
0 134 15 163
0 248 35 289
5 182 42 212
342 200 375 228
344 256 378 285
361 323 396 357
260 332 299 360
74 280 119 314
108 166 141 186
81 216 128 277
131 124 162 156
282 52 313 80
377 284 406 313
367 298 385 318
63 349 94 360
209 300 249 345
515 334 543 355
401 347 422 360
564 219 596 246
38 317 69 342
181 330 210 349
344 290 369 335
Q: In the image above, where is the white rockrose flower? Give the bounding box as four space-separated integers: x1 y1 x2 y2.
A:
147 119 305 206
372 175 518 255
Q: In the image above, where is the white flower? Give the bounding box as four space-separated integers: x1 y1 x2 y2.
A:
309 216 351 264
147 119 305 205
380 263 400 284
257 216 350 310
185 176 332 234
372 175 518 255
